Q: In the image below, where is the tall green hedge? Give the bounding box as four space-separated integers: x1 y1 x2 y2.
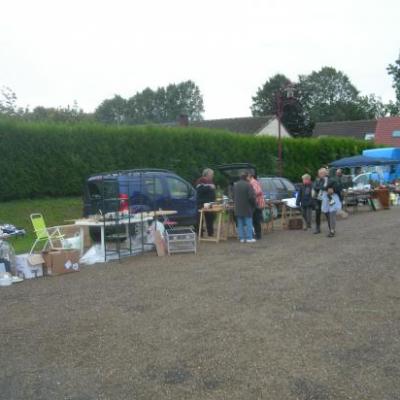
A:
0 118 375 201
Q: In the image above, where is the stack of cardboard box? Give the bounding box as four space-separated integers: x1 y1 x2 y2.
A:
16 249 80 279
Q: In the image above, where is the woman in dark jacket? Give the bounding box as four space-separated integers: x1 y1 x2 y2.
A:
195 168 216 237
296 173 314 230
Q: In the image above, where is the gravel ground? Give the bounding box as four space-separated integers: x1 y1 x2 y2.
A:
1 208 400 400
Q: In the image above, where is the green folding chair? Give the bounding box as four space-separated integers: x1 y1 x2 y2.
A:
29 213 65 255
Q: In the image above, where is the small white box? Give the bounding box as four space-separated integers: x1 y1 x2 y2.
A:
15 254 44 279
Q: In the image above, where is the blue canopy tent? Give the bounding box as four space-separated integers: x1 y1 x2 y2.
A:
329 155 400 168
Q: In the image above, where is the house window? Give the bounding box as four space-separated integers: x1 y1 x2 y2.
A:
364 133 375 141
392 130 400 138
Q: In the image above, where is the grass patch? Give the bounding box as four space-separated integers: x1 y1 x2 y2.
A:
0 197 83 254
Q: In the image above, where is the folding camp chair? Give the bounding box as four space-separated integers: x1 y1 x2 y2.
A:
29 213 65 255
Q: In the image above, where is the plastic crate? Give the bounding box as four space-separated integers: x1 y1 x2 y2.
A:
165 228 196 255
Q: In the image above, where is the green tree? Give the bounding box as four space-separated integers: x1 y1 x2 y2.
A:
298 67 361 122
0 87 93 122
251 74 314 137
385 101 400 116
94 95 128 124
387 52 400 115
387 52 400 102
252 68 390 134
356 94 387 119
297 67 389 122
95 80 204 125
126 87 166 124
28 101 92 123
251 74 290 116
0 86 20 116
164 80 204 122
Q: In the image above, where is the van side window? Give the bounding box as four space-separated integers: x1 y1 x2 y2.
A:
166 177 189 199
144 177 163 197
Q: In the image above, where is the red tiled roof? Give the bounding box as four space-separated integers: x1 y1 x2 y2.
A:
375 117 400 146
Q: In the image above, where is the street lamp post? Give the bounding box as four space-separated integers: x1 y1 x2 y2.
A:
276 84 295 176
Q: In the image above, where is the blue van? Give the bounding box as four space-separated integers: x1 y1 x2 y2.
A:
83 169 197 227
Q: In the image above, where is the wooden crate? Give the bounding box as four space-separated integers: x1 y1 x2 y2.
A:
288 217 303 230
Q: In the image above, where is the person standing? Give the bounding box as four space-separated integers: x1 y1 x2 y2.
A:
233 173 256 243
321 183 342 237
296 173 313 230
249 174 265 240
312 167 329 234
195 168 216 237
332 168 344 202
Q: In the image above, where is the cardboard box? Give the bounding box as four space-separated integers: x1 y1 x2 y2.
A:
42 249 80 276
15 254 44 279
153 230 166 256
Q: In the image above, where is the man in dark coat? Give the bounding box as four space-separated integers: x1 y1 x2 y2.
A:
331 168 344 202
233 173 256 243
195 168 216 237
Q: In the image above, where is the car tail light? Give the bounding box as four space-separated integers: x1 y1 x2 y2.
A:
119 194 129 212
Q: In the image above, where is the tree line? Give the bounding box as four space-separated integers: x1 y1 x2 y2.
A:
0 80 204 125
94 80 204 124
252 55 400 136
1 53 399 135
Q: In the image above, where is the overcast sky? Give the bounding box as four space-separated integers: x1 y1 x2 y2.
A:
1 0 399 119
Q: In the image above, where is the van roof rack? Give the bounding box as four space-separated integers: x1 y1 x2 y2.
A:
88 168 172 179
